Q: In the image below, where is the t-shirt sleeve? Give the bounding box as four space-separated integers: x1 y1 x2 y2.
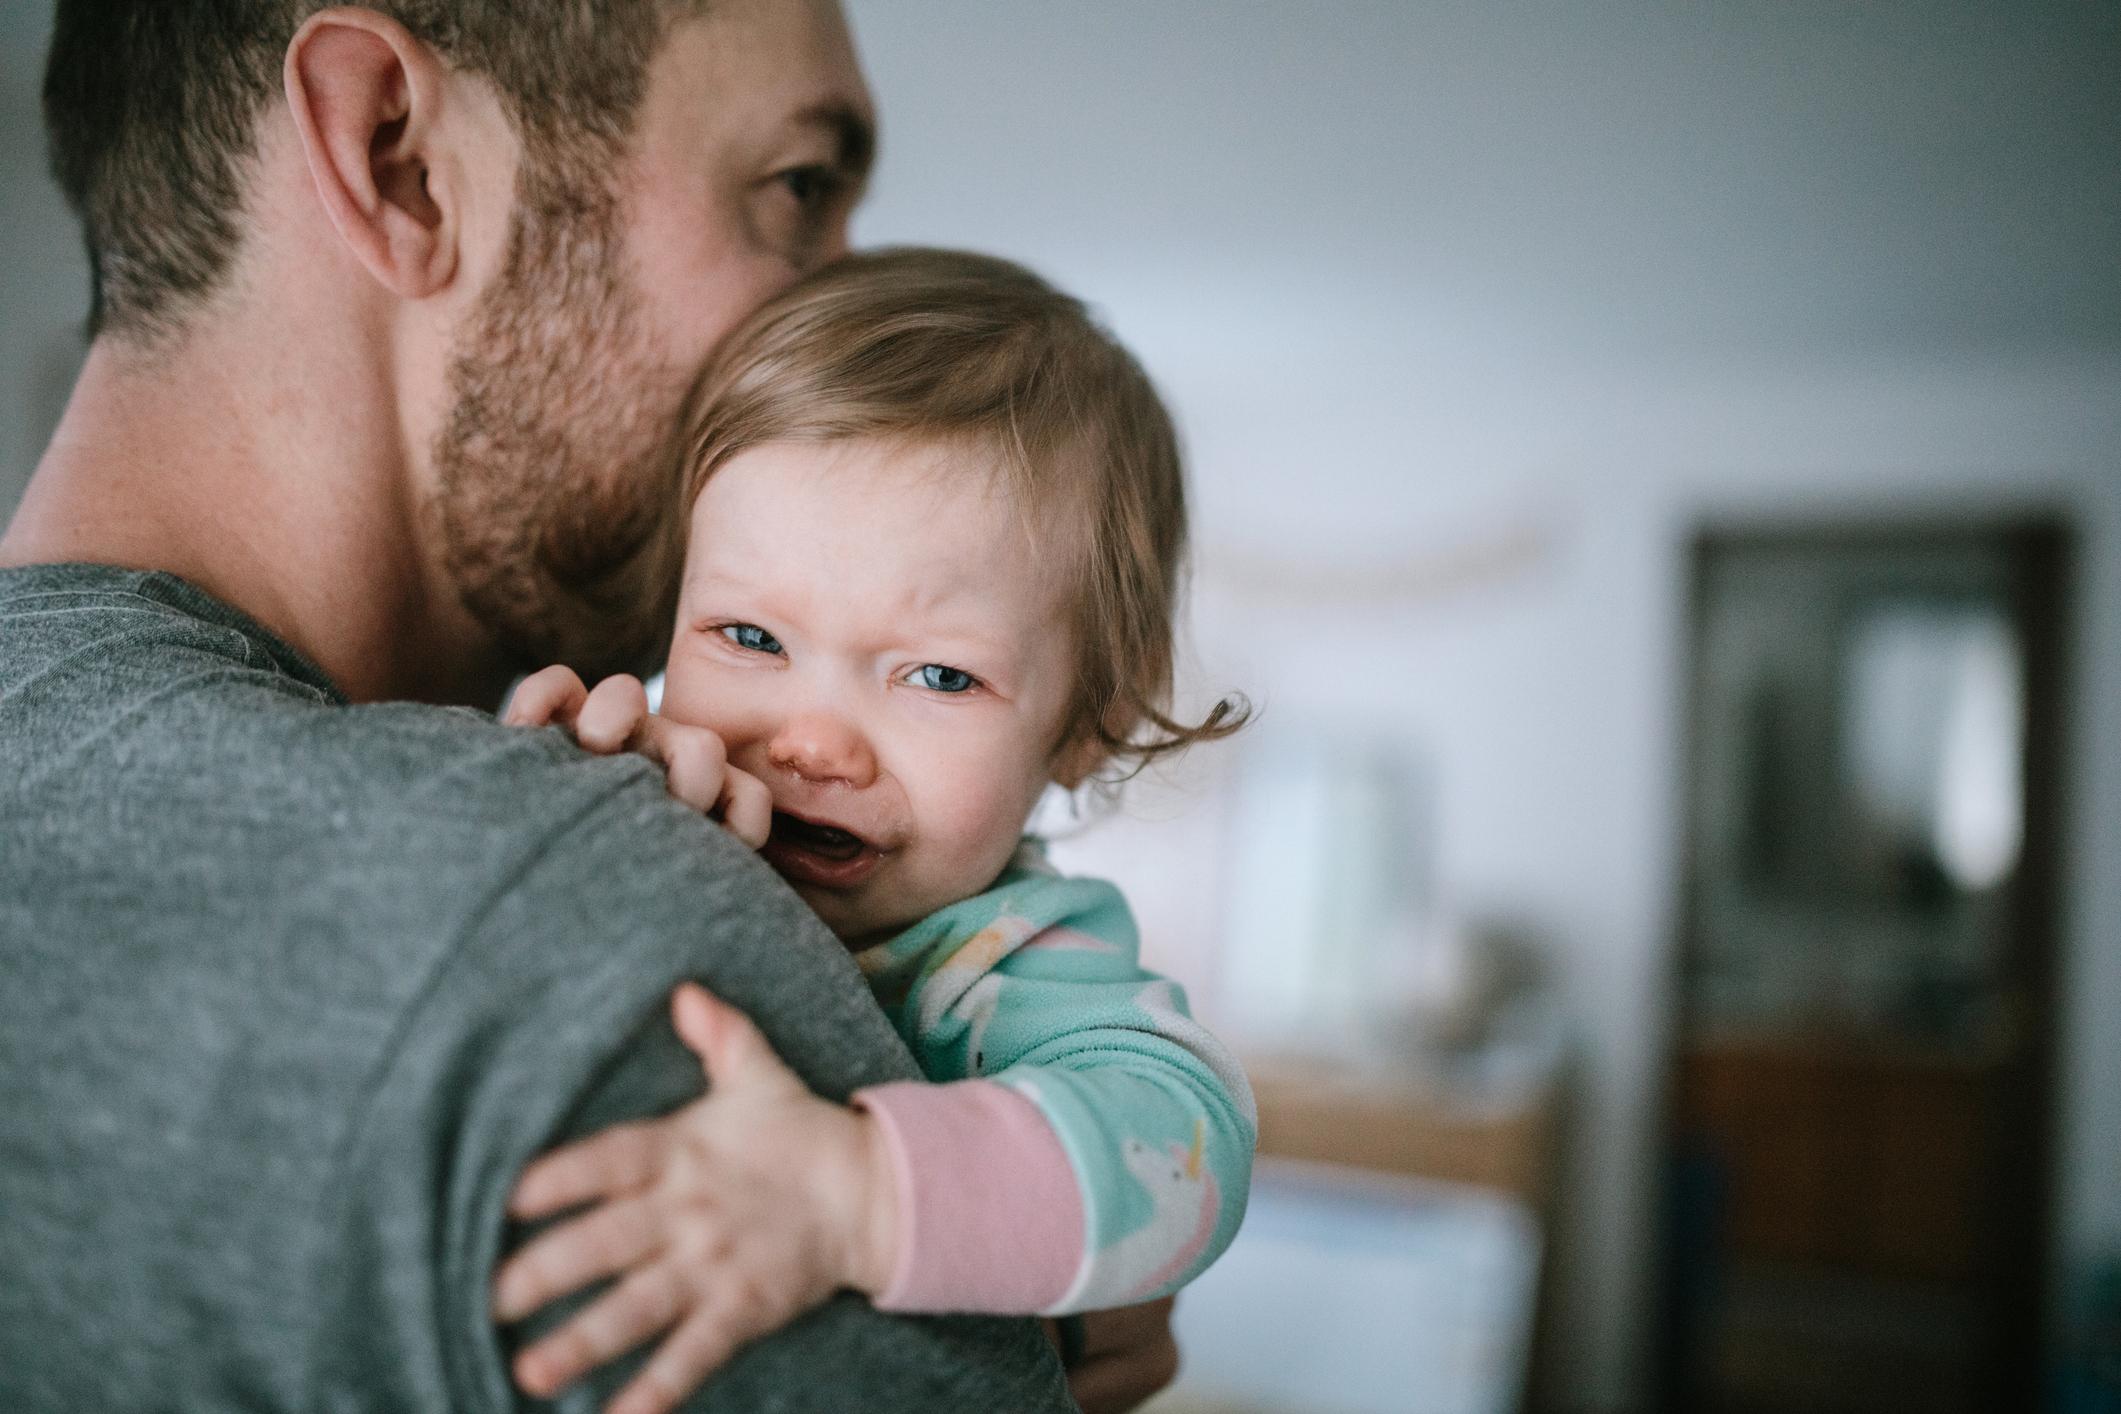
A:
321 769 1073 1413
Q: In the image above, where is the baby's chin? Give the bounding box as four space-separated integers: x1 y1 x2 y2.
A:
787 872 976 953
783 878 909 952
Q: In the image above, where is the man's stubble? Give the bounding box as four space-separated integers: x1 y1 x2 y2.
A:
430 161 694 683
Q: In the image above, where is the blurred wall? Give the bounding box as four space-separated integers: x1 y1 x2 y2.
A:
4 4 2117 1411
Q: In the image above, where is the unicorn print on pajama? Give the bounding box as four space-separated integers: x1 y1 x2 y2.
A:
855 845 1256 1313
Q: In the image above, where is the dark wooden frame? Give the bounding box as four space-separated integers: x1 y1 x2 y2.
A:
1649 513 2074 1414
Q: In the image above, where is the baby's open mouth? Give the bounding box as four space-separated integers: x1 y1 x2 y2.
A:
769 811 868 862
762 810 886 894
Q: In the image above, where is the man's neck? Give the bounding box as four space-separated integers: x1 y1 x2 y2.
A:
0 320 511 708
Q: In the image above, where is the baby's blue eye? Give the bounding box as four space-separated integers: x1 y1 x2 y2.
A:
721 623 783 654
915 664 976 694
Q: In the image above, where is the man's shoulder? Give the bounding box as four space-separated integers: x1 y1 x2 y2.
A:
2 560 656 851
0 560 759 982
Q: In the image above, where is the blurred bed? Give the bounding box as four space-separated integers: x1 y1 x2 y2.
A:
1153 1160 1541 1414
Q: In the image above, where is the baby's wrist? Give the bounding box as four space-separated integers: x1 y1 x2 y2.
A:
825 1107 901 1298
859 1109 903 1296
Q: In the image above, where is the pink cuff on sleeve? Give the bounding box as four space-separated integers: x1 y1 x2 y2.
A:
851 1079 1085 1314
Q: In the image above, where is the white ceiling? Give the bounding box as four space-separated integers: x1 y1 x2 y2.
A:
842 1 2121 366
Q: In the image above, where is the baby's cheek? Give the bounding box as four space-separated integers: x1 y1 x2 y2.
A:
919 771 1039 884
656 660 716 728
662 665 767 750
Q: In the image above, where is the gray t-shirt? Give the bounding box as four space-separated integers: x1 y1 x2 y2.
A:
0 563 1070 1412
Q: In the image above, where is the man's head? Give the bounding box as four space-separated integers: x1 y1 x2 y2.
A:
41 0 875 679
44 0 670 343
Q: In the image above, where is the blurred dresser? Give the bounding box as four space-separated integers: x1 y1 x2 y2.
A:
1152 1022 1563 1414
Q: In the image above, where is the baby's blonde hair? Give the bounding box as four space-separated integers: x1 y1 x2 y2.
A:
678 246 1245 776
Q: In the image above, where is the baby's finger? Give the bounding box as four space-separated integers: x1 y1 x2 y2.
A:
639 717 730 817
511 1263 685 1399
509 1120 665 1219
718 767 773 850
492 1196 666 1323
574 674 651 754
670 984 808 1103
604 1304 771 1414
503 665 589 728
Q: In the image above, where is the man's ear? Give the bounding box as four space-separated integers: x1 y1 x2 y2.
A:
284 8 456 299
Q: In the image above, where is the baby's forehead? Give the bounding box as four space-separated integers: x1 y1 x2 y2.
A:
898 434 1101 605
683 436 1084 615
698 429 1086 559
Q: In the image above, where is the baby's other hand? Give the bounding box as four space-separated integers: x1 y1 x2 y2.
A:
1054 1298 1182 1414
493 984 900 1414
503 667 771 848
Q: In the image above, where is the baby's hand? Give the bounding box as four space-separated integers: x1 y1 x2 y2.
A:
492 984 901 1414
504 666 771 848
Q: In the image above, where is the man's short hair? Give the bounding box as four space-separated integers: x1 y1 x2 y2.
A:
43 0 699 342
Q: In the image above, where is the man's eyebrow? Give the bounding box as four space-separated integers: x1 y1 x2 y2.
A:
796 102 876 185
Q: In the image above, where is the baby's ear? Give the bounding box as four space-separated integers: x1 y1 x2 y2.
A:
1051 733 1110 791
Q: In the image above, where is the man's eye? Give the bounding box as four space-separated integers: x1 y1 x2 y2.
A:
911 664 977 694
720 623 784 655
778 166 837 209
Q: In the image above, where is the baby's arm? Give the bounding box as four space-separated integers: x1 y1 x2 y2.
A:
858 873 1258 1315
493 984 903 1414
488 887 1250 1410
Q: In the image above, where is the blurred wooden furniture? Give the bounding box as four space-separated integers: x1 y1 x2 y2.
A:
1676 1031 2004 1283
1148 1049 1562 1414
1234 1046 1566 1412
1244 1054 1560 1214
1668 1030 2025 1414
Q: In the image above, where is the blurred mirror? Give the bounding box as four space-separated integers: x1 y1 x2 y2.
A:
1839 601 2022 898
1659 521 2068 1414
1734 594 2024 909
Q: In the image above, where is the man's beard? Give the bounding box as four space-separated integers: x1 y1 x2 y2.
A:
429 169 692 681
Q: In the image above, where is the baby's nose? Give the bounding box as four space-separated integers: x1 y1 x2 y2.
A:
767 711 878 789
